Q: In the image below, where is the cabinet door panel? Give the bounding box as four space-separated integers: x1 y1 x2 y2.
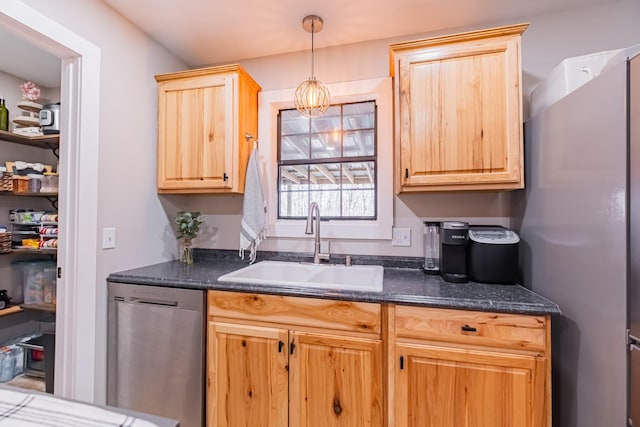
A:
404 49 508 177
159 79 232 188
400 40 520 188
158 74 235 191
289 332 383 427
208 322 288 427
395 343 544 427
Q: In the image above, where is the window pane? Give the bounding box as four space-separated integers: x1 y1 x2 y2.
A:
281 109 308 136
281 134 310 161
279 165 310 188
310 191 341 217
343 101 375 130
343 129 374 157
279 189 308 217
310 133 339 159
342 189 375 217
309 163 341 190
341 162 375 188
310 106 340 133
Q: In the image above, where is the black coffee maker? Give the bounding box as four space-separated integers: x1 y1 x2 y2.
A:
440 221 469 283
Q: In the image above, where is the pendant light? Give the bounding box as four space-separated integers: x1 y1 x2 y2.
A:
294 15 330 118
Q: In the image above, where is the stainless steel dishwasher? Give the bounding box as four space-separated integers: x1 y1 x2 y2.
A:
107 282 205 427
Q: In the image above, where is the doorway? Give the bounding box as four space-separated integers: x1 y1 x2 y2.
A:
0 0 100 401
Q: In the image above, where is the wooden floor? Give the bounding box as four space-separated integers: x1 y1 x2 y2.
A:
6 374 45 392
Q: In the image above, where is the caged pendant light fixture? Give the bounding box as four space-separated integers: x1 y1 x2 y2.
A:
294 15 330 118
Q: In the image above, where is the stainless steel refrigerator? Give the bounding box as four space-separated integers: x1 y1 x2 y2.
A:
516 46 640 427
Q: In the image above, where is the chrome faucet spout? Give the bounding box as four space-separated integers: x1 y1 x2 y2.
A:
305 202 318 235
305 201 330 264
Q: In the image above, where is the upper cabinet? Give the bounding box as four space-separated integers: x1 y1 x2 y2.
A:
155 64 261 194
390 24 528 193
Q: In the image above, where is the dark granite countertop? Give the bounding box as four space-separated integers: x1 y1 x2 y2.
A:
107 250 560 316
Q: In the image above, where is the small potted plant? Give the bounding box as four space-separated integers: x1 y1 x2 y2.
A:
174 211 204 264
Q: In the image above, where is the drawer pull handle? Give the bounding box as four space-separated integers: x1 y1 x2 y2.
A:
461 324 477 333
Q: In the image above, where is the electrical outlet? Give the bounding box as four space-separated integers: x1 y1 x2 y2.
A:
102 227 116 249
391 227 411 247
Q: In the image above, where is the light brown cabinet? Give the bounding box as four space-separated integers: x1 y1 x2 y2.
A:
155 64 260 194
207 291 551 427
389 24 528 192
207 291 383 427
391 306 550 427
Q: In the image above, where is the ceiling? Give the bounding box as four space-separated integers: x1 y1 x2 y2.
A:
100 0 615 67
0 0 617 89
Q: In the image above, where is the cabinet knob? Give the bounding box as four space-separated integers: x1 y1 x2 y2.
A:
461 324 477 333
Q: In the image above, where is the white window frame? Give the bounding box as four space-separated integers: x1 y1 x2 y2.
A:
258 77 393 240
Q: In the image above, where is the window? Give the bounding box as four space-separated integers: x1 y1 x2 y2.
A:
258 77 393 240
277 101 377 220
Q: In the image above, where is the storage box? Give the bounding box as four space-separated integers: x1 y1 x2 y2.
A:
22 260 56 305
0 232 11 253
0 172 12 192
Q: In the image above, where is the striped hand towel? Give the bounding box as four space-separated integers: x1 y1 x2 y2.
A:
239 146 266 263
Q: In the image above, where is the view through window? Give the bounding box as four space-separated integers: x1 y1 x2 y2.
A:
277 100 377 219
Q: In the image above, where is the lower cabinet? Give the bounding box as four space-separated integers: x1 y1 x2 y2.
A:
206 291 551 427
392 305 550 427
207 291 383 427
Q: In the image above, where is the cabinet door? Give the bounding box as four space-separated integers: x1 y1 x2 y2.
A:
289 331 383 427
396 35 523 191
395 343 546 427
208 321 289 427
157 73 235 192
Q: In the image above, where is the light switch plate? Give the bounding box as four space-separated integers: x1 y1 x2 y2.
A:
391 227 411 247
102 227 116 249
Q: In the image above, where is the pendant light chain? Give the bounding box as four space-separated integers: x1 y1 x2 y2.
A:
310 18 315 80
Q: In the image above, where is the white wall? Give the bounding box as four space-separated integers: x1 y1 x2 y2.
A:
182 0 640 259
15 0 187 402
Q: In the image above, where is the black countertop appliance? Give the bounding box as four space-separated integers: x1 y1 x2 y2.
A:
467 225 520 284
440 221 469 283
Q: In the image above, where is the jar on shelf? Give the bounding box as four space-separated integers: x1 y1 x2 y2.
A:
27 174 42 193
41 173 58 193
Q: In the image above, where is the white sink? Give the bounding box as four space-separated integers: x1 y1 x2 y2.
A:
217 260 384 292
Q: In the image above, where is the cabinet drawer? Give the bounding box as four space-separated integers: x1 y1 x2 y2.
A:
208 291 381 334
395 306 547 352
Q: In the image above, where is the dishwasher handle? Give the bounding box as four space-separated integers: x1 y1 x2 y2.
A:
130 298 179 307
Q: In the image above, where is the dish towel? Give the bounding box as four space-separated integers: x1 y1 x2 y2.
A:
0 388 159 426
239 145 267 264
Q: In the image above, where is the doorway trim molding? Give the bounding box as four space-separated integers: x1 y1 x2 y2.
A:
0 0 101 401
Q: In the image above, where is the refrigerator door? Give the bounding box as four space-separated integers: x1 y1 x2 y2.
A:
519 54 629 427
629 52 640 426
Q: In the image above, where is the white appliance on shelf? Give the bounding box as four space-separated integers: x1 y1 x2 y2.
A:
517 45 640 427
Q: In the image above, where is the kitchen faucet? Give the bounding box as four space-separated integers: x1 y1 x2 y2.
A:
305 201 330 264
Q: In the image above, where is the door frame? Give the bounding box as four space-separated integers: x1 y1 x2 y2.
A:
0 0 100 401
